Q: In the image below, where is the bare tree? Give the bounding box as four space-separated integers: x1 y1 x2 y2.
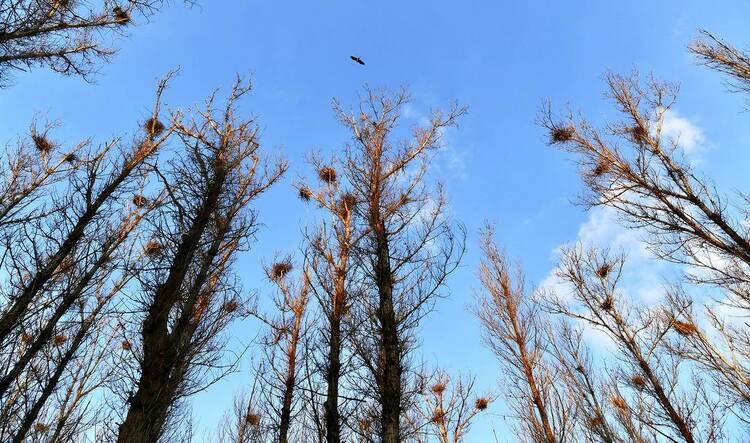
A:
253 257 312 443
475 227 574 443
335 88 465 443
548 246 719 442
116 78 286 442
550 322 648 443
541 33 750 430
0 0 180 84
0 76 174 443
408 371 490 443
690 30 750 97
297 155 364 443
0 74 172 352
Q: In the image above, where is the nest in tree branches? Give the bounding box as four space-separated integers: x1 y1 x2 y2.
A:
610 395 628 413
113 6 130 24
628 125 649 144
673 320 697 336
222 299 238 313
474 397 490 411
358 419 371 431
631 375 646 390
270 260 293 281
144 117 165 136
121 340 132 351
600 296 614 311
21 333 33 344
550 125 575 144
132 195 148 207
431 382 446 395
215 216 228 231
339 192 357 214
318 166 337 184
587 415 604 429
592 158 611 177
34 422 49 433
245 412 260 427
52 334 67 346
64 153 78 164
32 134 55 153
144 240 163 257
596 263 611 278
431 408 446 424
298 186 312 202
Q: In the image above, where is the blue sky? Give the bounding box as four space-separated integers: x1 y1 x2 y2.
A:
4 1 750 440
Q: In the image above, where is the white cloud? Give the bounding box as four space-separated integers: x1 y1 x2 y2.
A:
660 109 706 157
539 206 669 310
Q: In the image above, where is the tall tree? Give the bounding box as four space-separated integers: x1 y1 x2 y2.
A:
255 258 312 443
298 156 362 443
475 227 574 443
336 88 465 442
116 78 285 443
0 77 174 442
542 31 750 427
0 75 172 350
547 246 715 442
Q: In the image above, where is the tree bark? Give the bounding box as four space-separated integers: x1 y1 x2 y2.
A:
117 173 224 443
374 220 401 443
324 315 342 443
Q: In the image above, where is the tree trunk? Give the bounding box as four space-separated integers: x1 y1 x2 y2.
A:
118 174 223 443
374 221 401 443
324 316 342 443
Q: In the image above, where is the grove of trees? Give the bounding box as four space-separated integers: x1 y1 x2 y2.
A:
1 2 749 442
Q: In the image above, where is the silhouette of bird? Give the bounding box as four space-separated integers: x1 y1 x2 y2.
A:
350 55 365 66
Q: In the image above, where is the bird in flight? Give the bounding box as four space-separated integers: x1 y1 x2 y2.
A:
350 55 365 66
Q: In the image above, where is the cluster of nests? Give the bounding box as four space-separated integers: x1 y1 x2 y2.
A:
31 133 78 163
297 166 357 213
550 123 650 179
429 382 489 416
550 123 649 145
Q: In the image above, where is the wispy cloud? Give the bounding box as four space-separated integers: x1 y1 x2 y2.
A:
661 109 706 158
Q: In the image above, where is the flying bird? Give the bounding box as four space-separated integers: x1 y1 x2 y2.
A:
350 55 365 66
